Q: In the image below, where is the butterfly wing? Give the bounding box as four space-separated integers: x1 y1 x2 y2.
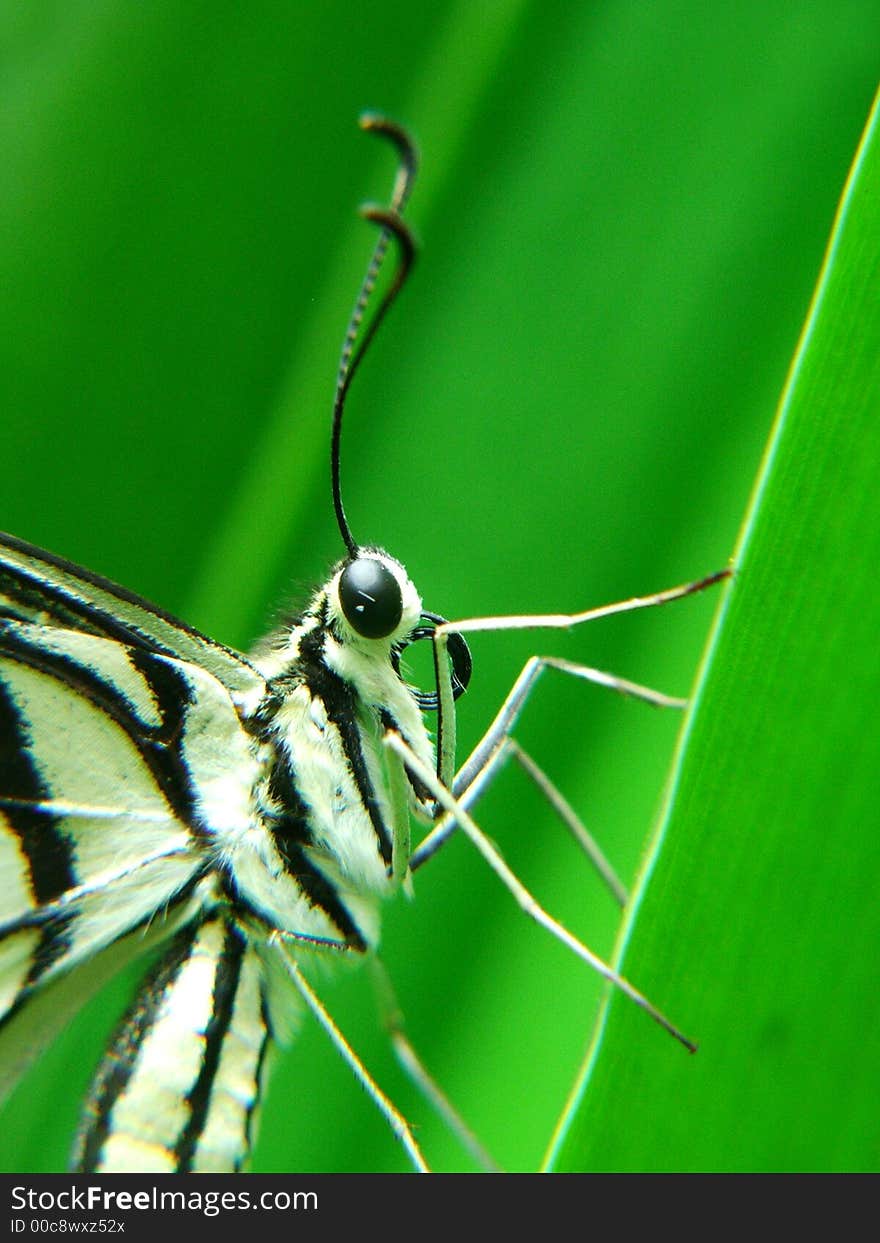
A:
0 532 263 700
0 574 267 1105
71 913 274 1173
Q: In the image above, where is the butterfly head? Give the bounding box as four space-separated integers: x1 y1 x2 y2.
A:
328 547 422 647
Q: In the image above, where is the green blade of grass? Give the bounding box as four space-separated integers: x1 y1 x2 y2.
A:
2 3 878 1175
551 84 880 1173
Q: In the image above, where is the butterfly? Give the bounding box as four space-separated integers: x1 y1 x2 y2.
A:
0 114 725 1173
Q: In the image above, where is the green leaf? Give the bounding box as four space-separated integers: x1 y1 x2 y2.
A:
1 3 878 1174
551 86 880 1173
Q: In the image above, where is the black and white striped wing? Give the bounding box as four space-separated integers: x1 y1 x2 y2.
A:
0 532 263 701
72 914 274 1174
0 573 266 1109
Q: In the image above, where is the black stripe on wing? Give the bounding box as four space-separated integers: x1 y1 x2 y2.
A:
0 619 239 1014
173 922 247 1172
0 677 76 982
0 532 261 699
73 914 271 1173
0 619 203 832
0 865 206 1043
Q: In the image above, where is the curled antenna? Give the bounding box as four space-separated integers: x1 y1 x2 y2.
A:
331 113 419 556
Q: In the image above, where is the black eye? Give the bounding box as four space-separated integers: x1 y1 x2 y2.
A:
339 558 403 639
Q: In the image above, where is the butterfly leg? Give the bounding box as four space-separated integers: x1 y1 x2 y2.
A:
367 957 502 1172
412 649 686 877
412 568 729 872
439 569 730 638
271 936 429 1172
492 737 628 907
386 729 696 1052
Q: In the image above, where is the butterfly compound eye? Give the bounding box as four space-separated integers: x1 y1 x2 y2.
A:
339 558 404 639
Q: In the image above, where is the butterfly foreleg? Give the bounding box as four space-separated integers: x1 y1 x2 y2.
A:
411 571 730 877
412 651 682 887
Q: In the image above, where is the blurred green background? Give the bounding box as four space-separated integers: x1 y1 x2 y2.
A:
0 2 877 1173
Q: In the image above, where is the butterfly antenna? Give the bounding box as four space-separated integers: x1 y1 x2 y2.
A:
331 113 419 557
